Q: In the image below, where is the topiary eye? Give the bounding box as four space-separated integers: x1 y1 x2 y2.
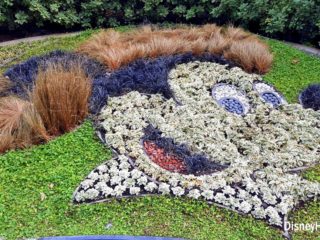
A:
253 81 286 107
212 83 250 115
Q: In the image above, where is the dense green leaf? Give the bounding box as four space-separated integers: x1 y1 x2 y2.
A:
0 1 319 45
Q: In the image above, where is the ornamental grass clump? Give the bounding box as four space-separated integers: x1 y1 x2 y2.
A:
31 63 91 136
0 96 27 133
0 75 10 93
78 24 272 74
207 31 231 55
299 84 320 111
12 100 50 146
224 39 273 74
222 26 252 40
0 132 14 153
0 96 49 153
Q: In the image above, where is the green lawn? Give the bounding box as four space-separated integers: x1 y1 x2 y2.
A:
0 29 320 240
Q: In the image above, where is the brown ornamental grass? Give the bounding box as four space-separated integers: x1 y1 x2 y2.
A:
78 24 273 74
0 75 11 93
0 132 15 153
0 96 50 152
0 62 91 153
31 63 91 136
224 39 273 73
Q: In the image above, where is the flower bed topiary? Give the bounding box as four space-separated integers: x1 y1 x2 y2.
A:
74 60 320 228
1 24 319 234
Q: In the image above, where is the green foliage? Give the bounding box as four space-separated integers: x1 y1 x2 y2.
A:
263 38 320 103
0 120 283 240
0 29 98 72
0 29 320 239
0 0 319 45
212 0 320 45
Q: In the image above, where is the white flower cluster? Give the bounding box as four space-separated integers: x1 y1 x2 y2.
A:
74 61 320 227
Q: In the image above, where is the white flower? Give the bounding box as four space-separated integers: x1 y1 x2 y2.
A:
129 187 141 195
262 192 277 205
123 178 136 188
106 159 118 167
74 190 86 202
81 179 95 190
188 189 201 199
114 185 126 197
131 169 142 179
145 182 158 192
97 164 108 173
84 189 99 200
110 176 122 186
159 183 171 195
237 189 249 200
276 201 291 215
214 193 226 203
101 186 114 196
205 178 226 190
119 169 130 179
169 177 179 187
118 155 129 163
119 161 130 170
228 196 240 209
243 178 259 193
109 166 119 176
88 171 100 181
249 195 262 207
172 186 185 196
201 190 214 200
266 206 282 226
137 176 148 186
239 201 252 213
99 173 110 182
222 186 236 196
95 182 108 191
251 207 266 219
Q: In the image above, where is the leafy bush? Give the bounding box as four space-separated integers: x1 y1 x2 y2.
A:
0 0 319 45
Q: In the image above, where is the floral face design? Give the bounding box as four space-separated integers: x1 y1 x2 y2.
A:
74 61 320 227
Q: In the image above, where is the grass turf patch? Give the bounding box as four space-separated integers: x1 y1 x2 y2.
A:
263 38 320 103
0 121 283 240
0 28 320 239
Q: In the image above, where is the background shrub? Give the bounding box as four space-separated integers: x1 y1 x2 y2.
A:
0 0 319 46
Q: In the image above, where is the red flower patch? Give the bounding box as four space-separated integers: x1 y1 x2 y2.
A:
143 141 187 174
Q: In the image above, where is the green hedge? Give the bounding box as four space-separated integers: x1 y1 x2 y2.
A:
1 0 319 45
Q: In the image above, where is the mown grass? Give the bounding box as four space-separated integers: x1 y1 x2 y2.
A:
0 28 320 240
264 38 320 103
0 30 96 72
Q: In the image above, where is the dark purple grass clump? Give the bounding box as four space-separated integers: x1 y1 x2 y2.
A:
90 53 235 114
142 125 229 175
299 84 320 111
4 51 235 114
3 50 107 99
